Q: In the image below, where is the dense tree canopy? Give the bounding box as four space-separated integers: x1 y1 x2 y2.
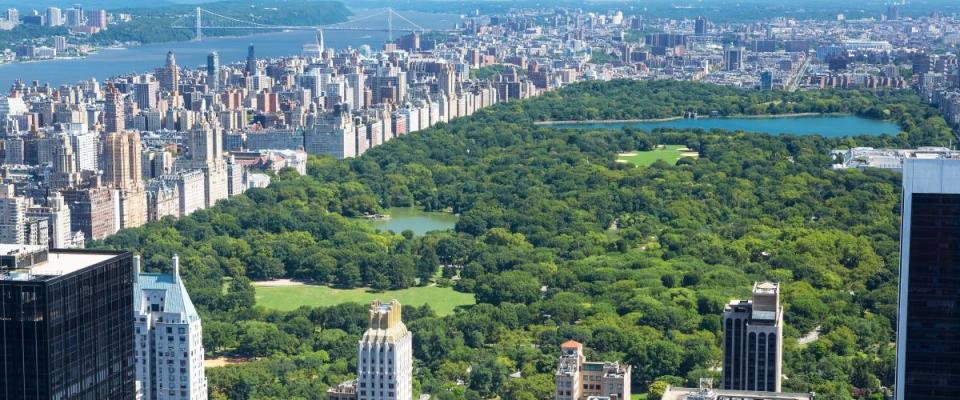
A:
94 80 944 399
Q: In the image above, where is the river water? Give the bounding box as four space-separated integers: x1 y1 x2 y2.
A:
543 115 903 137
0 10 459 89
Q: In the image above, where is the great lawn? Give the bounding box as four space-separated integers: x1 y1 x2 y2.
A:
616 145 699 166
254 284 475 316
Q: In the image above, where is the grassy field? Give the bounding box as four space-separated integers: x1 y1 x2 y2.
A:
255 284 475 315
616 145 699 166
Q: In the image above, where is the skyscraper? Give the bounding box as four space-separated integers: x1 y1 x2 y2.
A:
104 83 124 133
760 71 773 90
722 282 782 392
246 44 257 76
50 134 81 189
157 51 180 92
896 159 960 400
206 52 219 91
46 7 62 26
103 131 147 229
437 64 457 98
184 121 228 208
135 78 159 110
103 131 142 191
357 300 413 400
134 255 208 400
0 246 136 400
886 4 900 21
695 16 708 36
724 46 744 71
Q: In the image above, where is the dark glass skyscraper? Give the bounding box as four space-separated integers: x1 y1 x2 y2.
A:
897 159 960 400
0 245 135 400
207 51 219 91
722 282 782 392
695 16 708 36
246 44 256 76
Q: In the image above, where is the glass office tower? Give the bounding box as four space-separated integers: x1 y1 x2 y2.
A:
897 159 960 400
0 246 135 400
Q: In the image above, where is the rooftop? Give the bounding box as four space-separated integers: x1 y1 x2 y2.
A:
662 387 813 400
0 245 124 282
135 272 200 321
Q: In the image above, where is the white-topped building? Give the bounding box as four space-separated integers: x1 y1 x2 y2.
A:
357 299 413 400
134 254 208 400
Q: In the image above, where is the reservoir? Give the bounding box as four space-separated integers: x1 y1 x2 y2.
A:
543 115 903 137
366 207 459 236
0 10 458 89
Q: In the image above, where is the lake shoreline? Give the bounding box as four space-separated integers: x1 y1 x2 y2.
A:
535 112 866 125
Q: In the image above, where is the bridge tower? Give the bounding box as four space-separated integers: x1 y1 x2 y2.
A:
387 7 393 42
195 7 202 41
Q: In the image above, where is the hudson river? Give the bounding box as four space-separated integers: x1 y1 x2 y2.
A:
0 10 458 89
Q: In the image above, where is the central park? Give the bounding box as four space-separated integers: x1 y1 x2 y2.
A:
93 79 953 399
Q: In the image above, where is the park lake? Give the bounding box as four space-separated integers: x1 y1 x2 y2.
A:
541 114 902 137
365 207 459 236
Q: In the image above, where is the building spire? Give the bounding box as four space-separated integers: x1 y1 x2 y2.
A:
172 253 180 280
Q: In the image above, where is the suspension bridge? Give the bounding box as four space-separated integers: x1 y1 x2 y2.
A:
173 7 450 42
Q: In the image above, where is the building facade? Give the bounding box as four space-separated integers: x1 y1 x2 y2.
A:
134 255 207 400
554 340 631 400
0 246 135 400
357 300 413 400
721 282 783 393
896 159 960 400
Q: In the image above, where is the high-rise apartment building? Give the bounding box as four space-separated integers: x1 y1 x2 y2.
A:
0 245 135 400
62 185 116 241
47 135 80 189
357 300 413 400
105 83 125 133
86 9 107 30
157 51 180 93
26 193 73 248
135 79 159 111
65 7 83 27
104 131 147 229
134 255 208 400
0 184 27 244
184 121 228 208
896 159 960 400
305 106 357 159
722 282 783 392
554 341 631 400
46 7 62 26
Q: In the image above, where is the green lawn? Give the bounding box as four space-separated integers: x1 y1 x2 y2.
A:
255 284 475 315
631 394 648 400
616 145 698 166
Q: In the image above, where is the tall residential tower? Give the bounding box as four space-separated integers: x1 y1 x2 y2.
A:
357 300 413 400
134 255 208 400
